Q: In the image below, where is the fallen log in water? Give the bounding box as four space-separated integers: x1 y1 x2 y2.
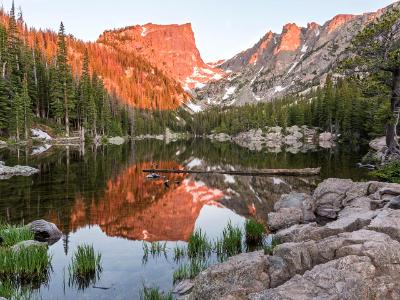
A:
143 167 321 177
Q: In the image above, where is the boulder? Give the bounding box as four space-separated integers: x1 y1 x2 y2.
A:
268 208 303 231
369 136 387 152
367 209 400 242
173 279 194 296
108 136 125 145
249 256 377 300
312 178 355 219
319 132 334 142
11 240 47 252
267 126 282 134
208 133 231 142
0 163 39 179
27 220 62 243
274 192 316 223
189 251 269 300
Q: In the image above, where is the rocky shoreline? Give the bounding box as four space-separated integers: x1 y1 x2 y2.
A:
207 126 336 152
184 178 400 299
0 161 39 180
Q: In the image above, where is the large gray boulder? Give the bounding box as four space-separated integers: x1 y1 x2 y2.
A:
367 209 400 242
27 220 62 243
313 178 353 218
249 255 378 300
268 193 315 231
189 251 269 300
268 208 303 231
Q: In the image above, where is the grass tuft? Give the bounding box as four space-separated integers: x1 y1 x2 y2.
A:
139 286 172 300
187 229 211 258
245 219 265 245
0 245 51 284
219 221 242 258
173 258 209 284
0 226 35 247
68 244 102 290
0 280 31 300
173 245 186 262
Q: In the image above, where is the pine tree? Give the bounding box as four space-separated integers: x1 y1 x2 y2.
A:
346 5 400 155
52 22 72 137
21 75 31 140
0 77 10 134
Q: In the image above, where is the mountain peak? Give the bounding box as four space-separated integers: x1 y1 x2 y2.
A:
274 23 301 54
327 14 355 33
98 22 223 90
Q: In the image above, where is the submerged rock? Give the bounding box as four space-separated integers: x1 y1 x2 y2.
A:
27 220 62 243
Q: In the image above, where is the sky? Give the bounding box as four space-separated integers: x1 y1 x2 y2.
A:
0 0 396 62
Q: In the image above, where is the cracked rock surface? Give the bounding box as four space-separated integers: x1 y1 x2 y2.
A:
186 179 400 300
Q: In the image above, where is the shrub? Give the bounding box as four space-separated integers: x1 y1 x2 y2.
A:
370 161 400 183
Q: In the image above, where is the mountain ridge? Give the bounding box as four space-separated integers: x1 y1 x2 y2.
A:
194 5 392 109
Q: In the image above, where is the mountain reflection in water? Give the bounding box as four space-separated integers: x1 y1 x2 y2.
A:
70 162 224 242
0 140 369 299
0 139 368 243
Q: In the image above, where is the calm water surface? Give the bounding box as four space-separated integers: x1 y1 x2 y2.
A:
0 139 368 299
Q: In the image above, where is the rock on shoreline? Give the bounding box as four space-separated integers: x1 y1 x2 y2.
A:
186 178 400 299
207 126 336 152
0 161 39 180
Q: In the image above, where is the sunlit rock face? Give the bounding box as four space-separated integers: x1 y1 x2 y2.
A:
98 23 224 90
196 5 387 107
69 162 224 242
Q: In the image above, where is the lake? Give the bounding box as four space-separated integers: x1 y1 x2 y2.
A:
0 139 369 299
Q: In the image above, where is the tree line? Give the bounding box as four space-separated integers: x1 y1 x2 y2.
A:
0 3 135 141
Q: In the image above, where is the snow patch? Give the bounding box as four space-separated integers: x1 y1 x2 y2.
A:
187 158 203 169
223 174 236 184
316 29 320 37
31 128 52 140
287 62 299 74
250 66 264 85
141 26 148 37
223 86 236 100
272 177 286 185
195 82 206 89
301 45 308 53
274 86 287 93
31 144 52 155
186 101 203 113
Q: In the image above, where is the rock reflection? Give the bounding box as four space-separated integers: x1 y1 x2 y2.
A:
70 162 224 242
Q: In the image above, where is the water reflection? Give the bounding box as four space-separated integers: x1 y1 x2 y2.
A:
0 139 369 299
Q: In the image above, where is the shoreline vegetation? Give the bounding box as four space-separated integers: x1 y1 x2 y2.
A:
0 220 103 299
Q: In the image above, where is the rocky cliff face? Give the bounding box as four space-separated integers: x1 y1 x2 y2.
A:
195 8 387 108
97 23 224 90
